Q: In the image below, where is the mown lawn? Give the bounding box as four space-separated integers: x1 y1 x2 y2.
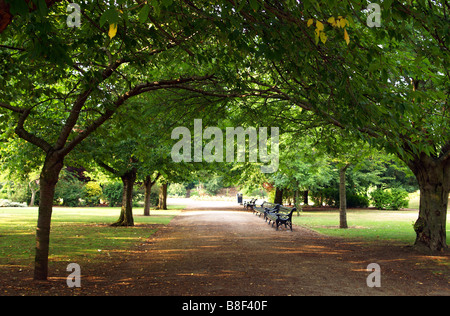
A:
292 208 450 246
0 206 183 267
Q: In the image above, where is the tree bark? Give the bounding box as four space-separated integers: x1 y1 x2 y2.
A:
157 182 168 210
143 177 152 216
143 173 160 216
303 190 309 205
34 153 64 280
112 169 137 227
274 187 283 204
339 164 350 229
407 154 449 252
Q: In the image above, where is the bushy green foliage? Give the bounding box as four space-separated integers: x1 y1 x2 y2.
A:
54 177 85 207
149 191 159 206
168 183 187 197
83 182 103 206
102 182 123 207
0 181 29 203
203 176 224 196
370 188 409 210
311 187 369 208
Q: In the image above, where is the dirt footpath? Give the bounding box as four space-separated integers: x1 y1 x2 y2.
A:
98 205 449 296
3 201 448 296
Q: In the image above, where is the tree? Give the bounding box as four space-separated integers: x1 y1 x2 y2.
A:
143 173 160 215
316 128 375 229
0 1 233 279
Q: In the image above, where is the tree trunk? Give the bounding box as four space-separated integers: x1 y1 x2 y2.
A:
303 190 309 205
143 177 152 216
143 173 160 216
112 169 136 227
274 187 283 204
408 154 449 252
339 164 350 229
29 179 39 207
34 154 64 280
157 182 168 210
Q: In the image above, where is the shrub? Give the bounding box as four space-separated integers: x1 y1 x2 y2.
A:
0 199 26 207
370 188 409 210
84 182 103 206
54 175 85 207
311 187 369 208
149 191 159 206
203 176 224 195
168 183 187 197
347 192 370 208
103 182 123 207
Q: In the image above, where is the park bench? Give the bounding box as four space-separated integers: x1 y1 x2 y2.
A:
243 198 257 210
265 205 296 231
253 201 279 218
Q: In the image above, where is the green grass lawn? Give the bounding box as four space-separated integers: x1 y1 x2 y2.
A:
0 206 183 267
292 208 450 246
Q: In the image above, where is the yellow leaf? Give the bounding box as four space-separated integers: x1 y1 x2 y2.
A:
316 20 324 31
307 19 314 27
314 29 320 44
108 24 118 39
320 31 327 44
340 18 347 28
327 17 335 26
344 29 350 45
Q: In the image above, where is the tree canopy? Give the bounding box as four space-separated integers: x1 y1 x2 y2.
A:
0 0 448 280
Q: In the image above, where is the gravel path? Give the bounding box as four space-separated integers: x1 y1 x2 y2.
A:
4 199 447 296
99 200 449 296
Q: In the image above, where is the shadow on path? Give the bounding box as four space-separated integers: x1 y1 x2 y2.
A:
101 201 449 296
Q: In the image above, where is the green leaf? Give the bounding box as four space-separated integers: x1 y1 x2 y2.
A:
138 4 151 23
36 0 48 16
249 0 260 11
100 8 119 27
236 1 246 12
6 0 29 15
161 0 173 8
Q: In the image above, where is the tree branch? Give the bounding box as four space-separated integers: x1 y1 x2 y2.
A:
0 102 26 113
54 58 127 151
14 109 52 153
96 160 119 176
59 74 215 157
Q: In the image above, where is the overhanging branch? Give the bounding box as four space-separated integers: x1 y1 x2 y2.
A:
0 102 26 113
14 108 52 153
59 74 216 157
